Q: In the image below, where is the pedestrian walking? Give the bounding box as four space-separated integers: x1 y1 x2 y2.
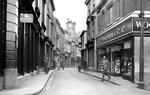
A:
57 60 60 70
61 63 64 70
77 63 82 72
101 56 111 82
83 60 87 72
44 54 48 74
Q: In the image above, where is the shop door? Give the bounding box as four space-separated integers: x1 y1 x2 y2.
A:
114 51 122 74
114 45 123 74
122 41 133 81
123 49 133 79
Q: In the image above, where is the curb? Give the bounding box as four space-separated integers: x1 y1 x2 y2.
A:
31 69 57 95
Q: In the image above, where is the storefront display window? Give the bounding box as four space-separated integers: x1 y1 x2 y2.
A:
111 46 115 72
106 47 111 72
97 48 106 71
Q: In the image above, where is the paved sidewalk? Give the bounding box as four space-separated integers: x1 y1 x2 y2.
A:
81 70 138 88
0 69 56 95
82 70 150 91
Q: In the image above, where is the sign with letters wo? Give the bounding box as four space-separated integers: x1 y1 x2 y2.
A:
133 17 150 31
96 17 150 46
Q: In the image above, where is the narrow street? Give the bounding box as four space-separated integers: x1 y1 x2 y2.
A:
39 68 150 95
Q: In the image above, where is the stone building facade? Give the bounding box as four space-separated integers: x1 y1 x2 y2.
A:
0 0 55 89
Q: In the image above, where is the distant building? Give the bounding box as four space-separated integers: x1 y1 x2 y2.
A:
53 17 65 69
80 30 87 66
66 19 79 37
65 19 82 67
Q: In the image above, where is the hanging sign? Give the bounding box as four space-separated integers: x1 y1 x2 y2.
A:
20 13 33 23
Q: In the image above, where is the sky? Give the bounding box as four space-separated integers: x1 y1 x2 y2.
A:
53 0 87 33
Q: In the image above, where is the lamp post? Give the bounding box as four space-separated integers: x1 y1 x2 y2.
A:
138 0 144 89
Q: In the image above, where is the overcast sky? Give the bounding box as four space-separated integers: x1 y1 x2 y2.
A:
53 0 87 33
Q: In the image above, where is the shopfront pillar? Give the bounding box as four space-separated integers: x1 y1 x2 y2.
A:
4 0 19 89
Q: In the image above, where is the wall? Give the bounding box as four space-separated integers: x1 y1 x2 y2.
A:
134 37 150 89
4 0 18 89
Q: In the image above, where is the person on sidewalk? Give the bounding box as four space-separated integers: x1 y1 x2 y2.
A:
82 60 87 72
77 63 82 72
101 56 111 82
44 54 49 74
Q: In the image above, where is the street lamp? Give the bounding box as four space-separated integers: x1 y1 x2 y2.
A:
138 0 144 89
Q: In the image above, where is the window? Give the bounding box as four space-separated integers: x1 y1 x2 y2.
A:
88 2 91 15
108 5 113 23
93 4 95 10
114 0 120 20
89 10 90 15
93 30 95 38
102 11 105 28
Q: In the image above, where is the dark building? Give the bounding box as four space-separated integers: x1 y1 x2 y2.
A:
0 0 55 89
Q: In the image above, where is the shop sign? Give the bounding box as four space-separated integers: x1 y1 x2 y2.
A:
111 46 114 52
124 41 131 49
115 45 122 51
20 13 33 23
96 18 132 46
133 17 150 31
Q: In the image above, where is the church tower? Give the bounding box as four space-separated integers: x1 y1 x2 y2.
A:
66 19 76 36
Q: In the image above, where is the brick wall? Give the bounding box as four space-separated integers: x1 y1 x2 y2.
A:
98 0 150 33
112 0 120 21
123 0 136 16
136 0 150 11
123 0 150 17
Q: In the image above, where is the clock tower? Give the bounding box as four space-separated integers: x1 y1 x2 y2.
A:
66 19 76 36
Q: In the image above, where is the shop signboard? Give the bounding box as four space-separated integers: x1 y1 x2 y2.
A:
20 13 33 23
133 17 150 31
96 18 132 46
124 41 131 49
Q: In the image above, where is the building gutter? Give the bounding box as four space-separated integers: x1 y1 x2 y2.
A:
50 0 55 11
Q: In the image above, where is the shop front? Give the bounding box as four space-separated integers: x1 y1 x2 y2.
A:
86 39 95 70
96 16 150 83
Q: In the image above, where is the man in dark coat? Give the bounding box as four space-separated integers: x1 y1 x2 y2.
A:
83 60 87 72
44 54 48 74
101 56 111 82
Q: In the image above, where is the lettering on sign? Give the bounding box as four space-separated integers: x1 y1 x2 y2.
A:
135 21 150 29
96 18 131 45
133 17 150 31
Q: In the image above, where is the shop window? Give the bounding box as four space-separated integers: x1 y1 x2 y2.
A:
106 47 111 72
113 45 123 74
97 48 106 71
111 46 115 72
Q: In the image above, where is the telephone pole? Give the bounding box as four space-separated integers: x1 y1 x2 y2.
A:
138 0 144 89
